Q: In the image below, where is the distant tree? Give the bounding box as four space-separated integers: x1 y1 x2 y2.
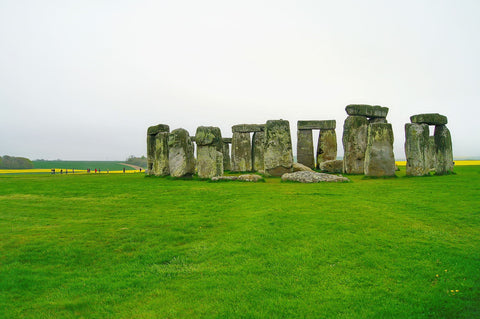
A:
125 155 147 168
0 155 34 169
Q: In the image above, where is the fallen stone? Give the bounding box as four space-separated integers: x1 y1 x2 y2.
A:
238 174 263 182
297 120 336 130
319 160 343 173
410 113 447 125
281 171 349 183
405 123 430 176
297 129 315 169
252 131 265 172
434 125 454 175
317 129 337 166
342 116 369 174
346 104 388 118
232 124 265 133
211 176 238 181
364 123 396 177
264 120 294 176
293 162 314 172
168 128 195 177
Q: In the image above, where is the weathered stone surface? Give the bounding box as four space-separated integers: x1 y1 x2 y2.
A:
252 131 265 172
346 105 388 118
342 116 369 174
167 128 195 177
369 118 387 124
215 151 224 177
153 132 170 176
293 162 314 172
317 129 337 167
411 113 447 125
146 134 156 174
222 138 232 143
196 145 217 178
231 132 252 172
190 136 196 142
297 129 315 169
281 171 349 183
264 120 294 176
405 123 430 176
426 136 436 171
364 123 395 177
211 176 238 181
232 124 265 133
147 124 170 136
297 120 336 130
222 143 231 171
434 125 454 175
238 174 263 182
319 160 343 173
195 126 222 147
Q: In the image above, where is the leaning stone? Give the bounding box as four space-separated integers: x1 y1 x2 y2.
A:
264 120 294 176
232 124 265 133
196 145 217 178
281 171 349 183
319 160 343 173
405 123 430 176
222 142 231 171
317 129 337 167
252 131 265 172
297 129 315 169
434 125 454 175
342 116 369 174
147 124 170 136
231 132 252 172
293 163 314 172
364 123 396 177
297 120 336 130
238 174 263 182
167 128 195 177
411 113 447 125
346 105 388 118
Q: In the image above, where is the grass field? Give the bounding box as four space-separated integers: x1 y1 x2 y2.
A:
33 161 137 171
0 167 479 318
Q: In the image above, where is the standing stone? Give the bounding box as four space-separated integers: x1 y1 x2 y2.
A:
231 132 252 172
196 126 223 178
405 123 430 176
252 131 265 172
317 129 337 167
147 124 170 175
222 139 231 171
167 128 195 177
364 123 395 177
342 116 368 174
434 125 454 175
426 136 436 171
297 129 315 169
215 151 224 177
264 120 294 176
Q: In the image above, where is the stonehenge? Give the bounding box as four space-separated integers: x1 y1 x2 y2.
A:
405 113 453 175
146 108 454 180
342 105 394 176
297 120 337 169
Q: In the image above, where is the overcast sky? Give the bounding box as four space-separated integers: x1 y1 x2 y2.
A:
1 0 479 160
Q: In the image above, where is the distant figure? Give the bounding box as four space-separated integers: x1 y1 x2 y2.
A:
65 169 68 174
123 167 126 173
95 168 97 174
99 169 101 174
139 168 142 172
60 169 63 174
72 168 75 174
51 169 55 175
107 169 109 173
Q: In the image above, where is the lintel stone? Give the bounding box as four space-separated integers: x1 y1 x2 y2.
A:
410 113 447 125
147 124 170 135
297 120 336 130
222 138 232 143
345 105 388 118
232 124 265 133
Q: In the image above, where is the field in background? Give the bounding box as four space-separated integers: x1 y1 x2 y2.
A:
33 161 136 171
0 166 479 317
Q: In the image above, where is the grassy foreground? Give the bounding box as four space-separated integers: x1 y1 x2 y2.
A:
0 167 479 318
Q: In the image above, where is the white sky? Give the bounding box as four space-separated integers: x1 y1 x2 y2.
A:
1 0 479 160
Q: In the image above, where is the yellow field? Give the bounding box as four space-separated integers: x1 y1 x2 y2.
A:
0 169 141 174
396 160 480 166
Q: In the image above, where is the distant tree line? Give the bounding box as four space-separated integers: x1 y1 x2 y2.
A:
126 155 147 168
0 155 34 169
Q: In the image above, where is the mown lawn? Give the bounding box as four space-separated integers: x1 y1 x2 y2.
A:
0 167 479 318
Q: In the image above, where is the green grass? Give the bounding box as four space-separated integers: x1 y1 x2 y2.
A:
33 161 136 171
0 167 479 318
